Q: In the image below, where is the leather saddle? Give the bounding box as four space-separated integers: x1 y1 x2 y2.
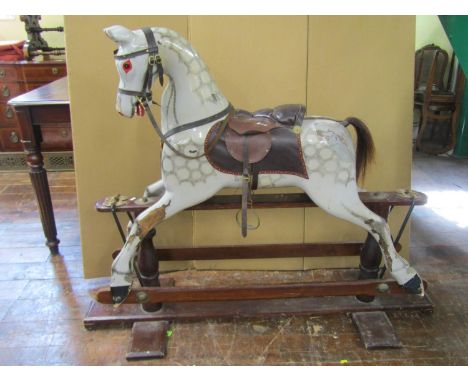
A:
205 104 308 237
225 104 306 163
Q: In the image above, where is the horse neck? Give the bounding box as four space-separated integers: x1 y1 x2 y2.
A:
159 52 229 133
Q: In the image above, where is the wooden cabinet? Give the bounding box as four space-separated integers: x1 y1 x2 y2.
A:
0 59 69 152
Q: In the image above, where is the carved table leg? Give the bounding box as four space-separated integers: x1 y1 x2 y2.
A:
357 204 389 302
26 148 60 255
14 104 61 256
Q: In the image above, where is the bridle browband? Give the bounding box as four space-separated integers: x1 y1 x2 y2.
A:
114 27 233 159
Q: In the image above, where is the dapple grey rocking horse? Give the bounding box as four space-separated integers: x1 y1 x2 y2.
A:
104 25 424 304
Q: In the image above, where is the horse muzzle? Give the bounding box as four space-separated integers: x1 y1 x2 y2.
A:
116 93 135 118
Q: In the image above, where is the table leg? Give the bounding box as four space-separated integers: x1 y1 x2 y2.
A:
15 106 60 256
26 148 60 255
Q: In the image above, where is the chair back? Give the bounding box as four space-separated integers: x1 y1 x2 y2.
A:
414 44 449 92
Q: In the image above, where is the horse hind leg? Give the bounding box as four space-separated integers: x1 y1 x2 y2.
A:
299 178 424 295
347 205 423 294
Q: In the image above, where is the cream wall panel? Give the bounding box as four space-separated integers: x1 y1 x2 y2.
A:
305 16 415 267
193 208 304 270
307 16 414 190
64 16 191 278
304 208 365 270
194 258 304 271
194 208 305 246
305 257 360 270
189 16 308 269
189 16 308 110
305 208 367 243
304 206 410 270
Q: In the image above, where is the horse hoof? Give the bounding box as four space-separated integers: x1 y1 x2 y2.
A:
111 285 130 304
403 274 424 296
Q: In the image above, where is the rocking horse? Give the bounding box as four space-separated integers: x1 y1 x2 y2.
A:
101 25 424 306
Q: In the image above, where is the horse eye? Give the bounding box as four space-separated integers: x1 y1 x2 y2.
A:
122 60 132 73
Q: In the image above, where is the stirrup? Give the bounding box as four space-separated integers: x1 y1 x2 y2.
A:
235 208 261 232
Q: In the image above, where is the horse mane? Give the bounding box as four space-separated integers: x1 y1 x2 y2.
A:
154 28 224 104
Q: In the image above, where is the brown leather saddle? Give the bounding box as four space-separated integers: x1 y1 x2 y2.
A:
205 104 308 237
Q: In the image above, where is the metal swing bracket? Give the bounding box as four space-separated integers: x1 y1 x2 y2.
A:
102 194 134 243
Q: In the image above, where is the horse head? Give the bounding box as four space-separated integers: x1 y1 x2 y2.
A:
104 25 166 118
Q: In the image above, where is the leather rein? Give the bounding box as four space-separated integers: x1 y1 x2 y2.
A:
115 27 233 160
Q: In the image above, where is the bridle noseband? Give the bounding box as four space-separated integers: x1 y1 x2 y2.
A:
114 27 233 160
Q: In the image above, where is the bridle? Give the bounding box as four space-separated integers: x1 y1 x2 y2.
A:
115 27 164 101
114 27 233 159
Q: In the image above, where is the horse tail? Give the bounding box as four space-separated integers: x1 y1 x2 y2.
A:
343 117 375 182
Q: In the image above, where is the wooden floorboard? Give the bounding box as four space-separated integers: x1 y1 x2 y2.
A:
0 151 468 365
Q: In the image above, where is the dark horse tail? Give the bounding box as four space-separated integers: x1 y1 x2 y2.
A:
343 117 375 182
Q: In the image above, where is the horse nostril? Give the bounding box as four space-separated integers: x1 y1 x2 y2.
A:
118 111 124 116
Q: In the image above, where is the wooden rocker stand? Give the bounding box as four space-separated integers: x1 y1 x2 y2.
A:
85 190 433 359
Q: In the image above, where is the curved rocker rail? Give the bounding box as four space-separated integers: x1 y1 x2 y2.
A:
93 278 429 306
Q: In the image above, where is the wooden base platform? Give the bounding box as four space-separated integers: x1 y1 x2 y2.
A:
89 189 431 359
84 293 433 330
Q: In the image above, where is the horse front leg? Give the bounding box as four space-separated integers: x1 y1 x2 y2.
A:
110 192 173 303
143 179 165 198
110 174 228 303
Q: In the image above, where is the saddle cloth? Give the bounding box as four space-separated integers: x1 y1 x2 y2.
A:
205 104 309 236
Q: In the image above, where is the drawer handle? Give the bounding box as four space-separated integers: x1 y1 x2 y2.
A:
61 129 69 138
0 69 5 78
9 132 19 144
5 106 14 119
52 67 59 75
2 85 10 97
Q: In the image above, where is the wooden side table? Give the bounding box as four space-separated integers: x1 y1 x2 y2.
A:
8 77 70 255
0 58 67 152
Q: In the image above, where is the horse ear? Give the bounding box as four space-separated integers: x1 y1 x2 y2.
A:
104 25 135 43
